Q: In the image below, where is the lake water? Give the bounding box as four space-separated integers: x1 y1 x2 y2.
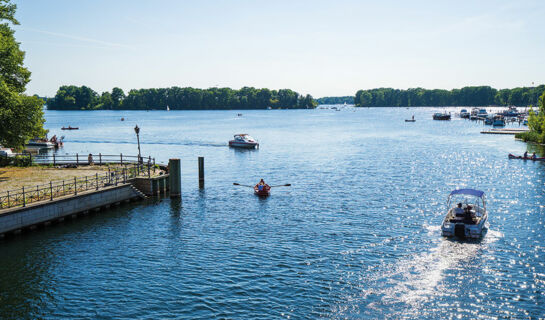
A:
1 107 544 319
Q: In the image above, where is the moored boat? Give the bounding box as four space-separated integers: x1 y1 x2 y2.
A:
26 139 55 149
61 126 79 130
492 115 506 127
441 189 488 239
508 154 545 161
229 134 259 148
460 109 470 118
484 114 494 125
433 112 451 120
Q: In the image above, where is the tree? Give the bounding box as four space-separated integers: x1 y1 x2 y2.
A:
111 87 125 109
0 0 45 149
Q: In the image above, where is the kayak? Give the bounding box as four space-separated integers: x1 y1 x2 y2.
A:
508 154 545 161
405 119 416 122
254 184 271 196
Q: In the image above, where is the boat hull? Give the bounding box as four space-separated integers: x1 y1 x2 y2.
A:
508 154 545 161
254 185 270 196
441 215 487 239
229 141 259 148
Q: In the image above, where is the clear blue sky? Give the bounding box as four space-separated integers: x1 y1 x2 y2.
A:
12 0 545 98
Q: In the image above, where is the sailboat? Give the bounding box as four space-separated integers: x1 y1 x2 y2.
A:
166 105 170 111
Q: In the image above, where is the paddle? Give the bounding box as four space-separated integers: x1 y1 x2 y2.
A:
233 182 254 188
269 184 291 187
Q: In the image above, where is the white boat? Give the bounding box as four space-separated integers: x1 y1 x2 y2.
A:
229 134 259 148
478 108 488 119
166 105 170 111
0 147 14 157
26 139 55 149
441 189 488 239
460 109 470 118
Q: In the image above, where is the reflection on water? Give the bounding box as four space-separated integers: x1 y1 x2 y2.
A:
1 107 544 319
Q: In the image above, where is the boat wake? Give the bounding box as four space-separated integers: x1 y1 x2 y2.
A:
335 230 502 318
66 140 228 147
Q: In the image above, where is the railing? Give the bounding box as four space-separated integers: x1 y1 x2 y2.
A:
0 161 157 210
1 153 156 167
32 153 155 167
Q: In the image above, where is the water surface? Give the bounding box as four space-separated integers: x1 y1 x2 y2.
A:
1 107 544 319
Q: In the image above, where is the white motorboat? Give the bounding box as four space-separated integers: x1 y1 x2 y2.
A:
229 134 259 148
460 109 470 118
478 108 488 119
26 139 55 149
441 189 488 239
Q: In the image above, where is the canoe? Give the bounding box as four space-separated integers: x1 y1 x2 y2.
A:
405 119 416 122
61 126 79 130
254 184 271 196
508 154 545 161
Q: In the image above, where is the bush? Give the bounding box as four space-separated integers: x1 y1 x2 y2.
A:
515 131 543 143
0 155 32 167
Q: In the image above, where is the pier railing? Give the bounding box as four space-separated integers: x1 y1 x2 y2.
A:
1 153 156 168
0 161 157 210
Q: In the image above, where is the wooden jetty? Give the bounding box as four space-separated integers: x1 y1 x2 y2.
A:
481 128 529 135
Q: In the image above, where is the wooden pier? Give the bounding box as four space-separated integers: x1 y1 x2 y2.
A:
480 128 529 135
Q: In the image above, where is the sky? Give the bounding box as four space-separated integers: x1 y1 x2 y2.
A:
11 0 545 98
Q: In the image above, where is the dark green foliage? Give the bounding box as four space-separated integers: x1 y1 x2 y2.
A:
0 154 32 167
520 90 545 144
316 96 354 105
0 0 46 149
47 86 317 110
355 85 545 107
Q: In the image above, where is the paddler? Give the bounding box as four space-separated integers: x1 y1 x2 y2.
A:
257 179 266 191
524 151 528 159
532 152 537 160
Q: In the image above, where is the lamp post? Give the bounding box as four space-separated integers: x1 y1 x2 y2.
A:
134 125 141 163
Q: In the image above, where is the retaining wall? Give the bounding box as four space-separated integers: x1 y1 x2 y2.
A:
0 184 141 235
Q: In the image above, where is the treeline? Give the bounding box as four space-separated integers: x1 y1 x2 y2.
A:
46 86 316 110
355 85 545 107
316 96 354 105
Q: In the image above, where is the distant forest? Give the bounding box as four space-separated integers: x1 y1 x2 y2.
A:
355 85 545 107
315 96 354 105
46 86 316 110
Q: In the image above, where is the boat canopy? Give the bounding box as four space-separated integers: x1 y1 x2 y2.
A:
449 189 485 198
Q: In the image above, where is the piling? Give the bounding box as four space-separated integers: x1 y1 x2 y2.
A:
198 157 204 189
169 158 181 198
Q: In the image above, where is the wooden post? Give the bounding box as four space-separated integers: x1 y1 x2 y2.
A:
22 186 26 207
120 153 123 165
74 177 77 195
76 153 79 165
123 168 126 183
62 180 65 195
108 167 111 184
85 176 88 190
7 191 10 207
53 154 56 166
99 153 102 165
29 153 32 165
169 158 181 198
50 181 53 201
96 173 99 190
198 156 204 189
148 157 151 178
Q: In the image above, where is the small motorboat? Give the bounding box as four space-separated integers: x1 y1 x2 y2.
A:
441 189 488 239
508 154 545 161
433 112 451 120
229 134 259 148
484 114 494 125
405 119 416 122
254 183 271 196
460 109 470 118
237 113 243 117
61 126 79 130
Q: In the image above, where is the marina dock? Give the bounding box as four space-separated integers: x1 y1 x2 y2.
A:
480 128 529 135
